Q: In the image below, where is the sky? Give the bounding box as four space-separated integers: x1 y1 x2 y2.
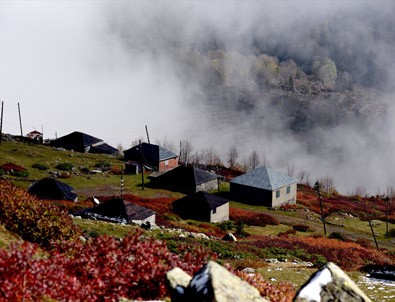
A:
1 1 394 194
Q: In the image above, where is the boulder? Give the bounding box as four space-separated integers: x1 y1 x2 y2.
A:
294 262 372 302
168 261 268 302
222 233 237 242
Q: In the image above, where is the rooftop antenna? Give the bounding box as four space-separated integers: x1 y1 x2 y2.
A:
145 125 150 144
18 102 23 137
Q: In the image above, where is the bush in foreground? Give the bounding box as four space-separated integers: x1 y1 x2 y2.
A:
0 232 215 301
0 232 297 301
0 180 80 247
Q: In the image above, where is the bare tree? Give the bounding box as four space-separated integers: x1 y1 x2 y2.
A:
287 163 295 177
179 139 193 165
385 186 394 236
116 143 124 156
131 137 145 147
318 176 336 196
297 170 310 185
248 150 261 171
155 137 176 153
241 157 249 173
261 152 270 167
352 185 367 198
190 150 204 165
227 145 239 169
203 147 221 166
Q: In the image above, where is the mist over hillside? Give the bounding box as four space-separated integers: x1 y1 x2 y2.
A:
1 1 394 194
104 1 395 194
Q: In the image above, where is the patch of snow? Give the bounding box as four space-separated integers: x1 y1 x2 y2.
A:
297 268 332 302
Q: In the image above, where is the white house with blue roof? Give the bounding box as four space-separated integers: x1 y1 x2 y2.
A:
230 166 297 207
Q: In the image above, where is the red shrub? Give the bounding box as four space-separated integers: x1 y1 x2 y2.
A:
230 208 280 227
239 235 394 270
232 268 296 302
0 231 215 301
0 181 80 247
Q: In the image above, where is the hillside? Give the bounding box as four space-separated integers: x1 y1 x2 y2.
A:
0 139 395 301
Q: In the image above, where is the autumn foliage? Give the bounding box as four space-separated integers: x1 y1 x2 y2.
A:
240 235 394 270
0 180 80 247
230 207 280 227
0 231 215 301
297 184 395 222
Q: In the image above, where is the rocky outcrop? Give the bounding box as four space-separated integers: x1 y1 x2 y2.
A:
167 261 373 302
294 262 372 302
167 261 268 302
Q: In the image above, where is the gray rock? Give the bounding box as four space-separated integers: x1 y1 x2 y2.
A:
187 261 268 302
166 267 193 289
194 232 210 240
294 262 372 302
242 267 255 274
222 233 237 242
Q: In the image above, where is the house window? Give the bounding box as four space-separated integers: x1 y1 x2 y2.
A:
164 160 169 166
286 186 291 194
276 190 280 198
213 208 217 214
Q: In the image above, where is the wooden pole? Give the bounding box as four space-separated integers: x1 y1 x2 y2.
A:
120 171 124 198
314 181 327 235
386 196 391 235
145 125 150 144
368 218 380 250
0 101 4 145
139 141 145 190
18 102 23 137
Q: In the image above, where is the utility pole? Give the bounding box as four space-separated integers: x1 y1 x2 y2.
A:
0 101 4 145
368 218 380 250
139 140 145 190
120 170 124 198
145 125 150 144
217 164 221 194
18 102 23 137
314 181 327 235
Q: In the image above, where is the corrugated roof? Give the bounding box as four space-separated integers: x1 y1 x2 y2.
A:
230 167 297 190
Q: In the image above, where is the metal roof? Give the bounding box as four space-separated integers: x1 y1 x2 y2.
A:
230 167 297 190
158 146 178 161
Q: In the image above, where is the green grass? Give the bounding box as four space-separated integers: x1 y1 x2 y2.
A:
0 224 19 248
0 141 183 200
73 218 138 238
0 141 123 180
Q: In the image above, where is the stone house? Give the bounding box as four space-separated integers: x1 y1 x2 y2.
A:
230 166 297 207
149 165 218 193
172 191 229 222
